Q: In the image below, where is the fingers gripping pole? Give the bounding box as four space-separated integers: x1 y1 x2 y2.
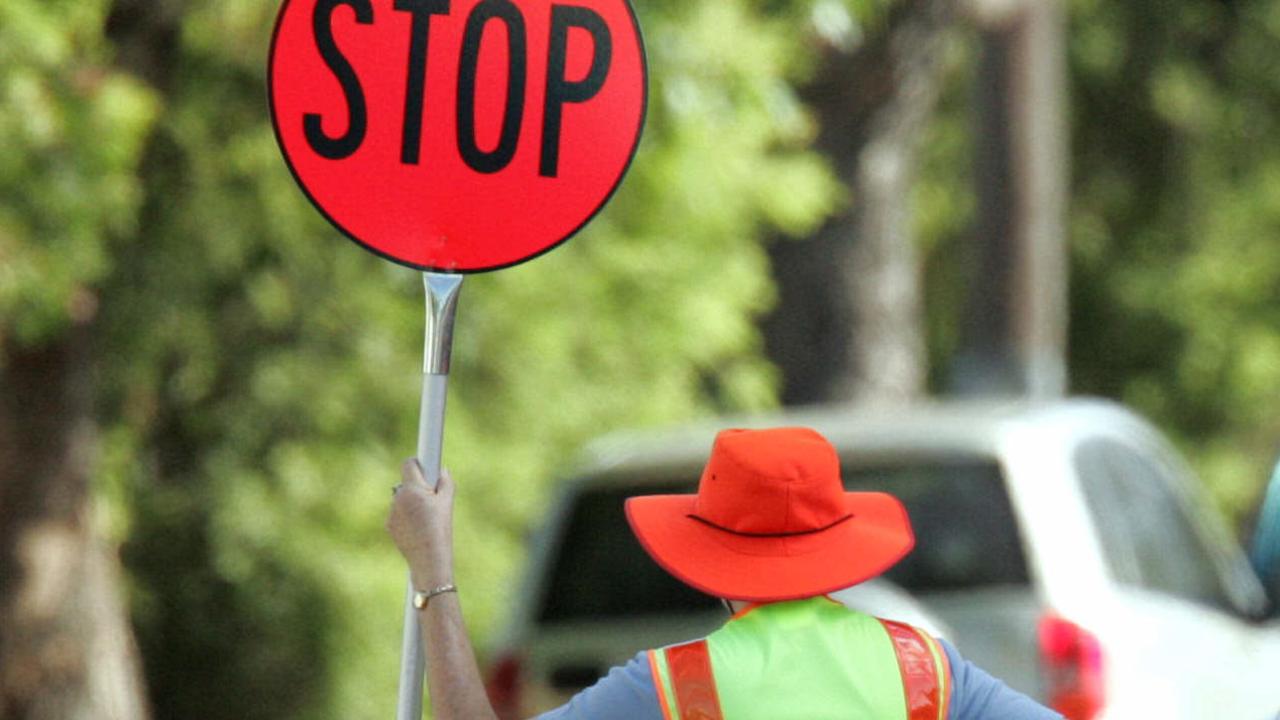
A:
397 272 463 720
395 375 447 720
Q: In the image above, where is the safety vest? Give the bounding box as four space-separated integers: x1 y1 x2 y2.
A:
648 596 951 720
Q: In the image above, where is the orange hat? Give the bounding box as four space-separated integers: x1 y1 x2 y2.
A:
625 427 914 602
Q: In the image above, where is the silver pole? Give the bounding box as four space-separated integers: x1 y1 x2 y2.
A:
396 272 464 720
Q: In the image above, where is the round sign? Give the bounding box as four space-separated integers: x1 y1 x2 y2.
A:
269 0 647 272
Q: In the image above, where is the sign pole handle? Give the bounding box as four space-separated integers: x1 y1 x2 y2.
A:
397 272 464 720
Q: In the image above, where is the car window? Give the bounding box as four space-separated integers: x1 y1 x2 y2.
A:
1074 438 1235 610
537 480 717 622
842 460 1030 592
537 458 1028 623
1074 442 1145 585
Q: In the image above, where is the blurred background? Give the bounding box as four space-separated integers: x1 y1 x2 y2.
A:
3 0 1280 718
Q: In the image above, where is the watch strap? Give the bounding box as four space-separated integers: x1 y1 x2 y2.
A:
413 583 457 609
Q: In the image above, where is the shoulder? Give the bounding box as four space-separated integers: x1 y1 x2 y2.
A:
530 651 664 720
938 638 1065 720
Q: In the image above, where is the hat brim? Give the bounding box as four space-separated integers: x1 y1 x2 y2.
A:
624 491 914 602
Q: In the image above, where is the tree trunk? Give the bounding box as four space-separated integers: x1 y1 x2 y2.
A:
764 0 955 405
950 0 1068 397
0 2 188 715
0 317 151 720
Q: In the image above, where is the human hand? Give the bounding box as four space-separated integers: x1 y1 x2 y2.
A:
386 459 455 589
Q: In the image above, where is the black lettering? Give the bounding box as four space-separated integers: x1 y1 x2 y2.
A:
540 5 611 178
395 0 451 165
304 0 373 160
456 0 527 174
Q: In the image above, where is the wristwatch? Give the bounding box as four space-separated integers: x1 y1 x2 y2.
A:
413 583 457 609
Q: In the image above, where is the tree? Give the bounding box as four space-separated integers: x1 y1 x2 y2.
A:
908 0 1280 517
0 1 156 718
1064 0 1280 518
950 0 1068 398
764 0 955 405
3 1 840 718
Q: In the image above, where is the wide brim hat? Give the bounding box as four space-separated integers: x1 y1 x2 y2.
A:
625 427 914 602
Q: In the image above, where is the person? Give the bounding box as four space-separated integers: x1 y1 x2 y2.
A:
1250 457 1280 593
388 426 1064 719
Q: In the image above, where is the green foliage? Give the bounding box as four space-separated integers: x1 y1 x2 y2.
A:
0 0 842 718
0 0 158 346
1064 0 1280 519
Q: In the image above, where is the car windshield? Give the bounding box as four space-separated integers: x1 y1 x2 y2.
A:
537 458 1028 623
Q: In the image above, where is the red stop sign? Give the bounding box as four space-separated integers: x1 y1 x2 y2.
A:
269 0 647 272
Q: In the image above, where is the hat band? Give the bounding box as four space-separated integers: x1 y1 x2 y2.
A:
687 512 853 538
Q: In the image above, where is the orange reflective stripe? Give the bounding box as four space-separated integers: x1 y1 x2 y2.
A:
935 636 952 720
663 640 725 720
648 650 676 720
879 619 946 720
914 630 951 720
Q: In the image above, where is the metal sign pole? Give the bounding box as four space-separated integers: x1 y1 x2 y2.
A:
396 272 463 720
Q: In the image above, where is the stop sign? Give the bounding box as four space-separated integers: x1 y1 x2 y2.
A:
269 0 647 272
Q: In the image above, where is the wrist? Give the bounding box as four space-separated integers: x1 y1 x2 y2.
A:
407 536 451 565
413 573 455 591
410 561 454 590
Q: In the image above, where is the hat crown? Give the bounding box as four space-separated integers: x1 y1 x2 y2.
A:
693 428 847 536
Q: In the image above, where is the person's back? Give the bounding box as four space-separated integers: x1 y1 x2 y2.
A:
652 597 945 720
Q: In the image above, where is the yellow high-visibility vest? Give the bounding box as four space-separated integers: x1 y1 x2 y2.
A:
648 596 951 720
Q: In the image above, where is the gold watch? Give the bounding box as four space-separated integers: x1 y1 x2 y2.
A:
412 583 457 609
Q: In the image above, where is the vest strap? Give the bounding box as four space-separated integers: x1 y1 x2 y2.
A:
879 619 951 720
662 639 725 720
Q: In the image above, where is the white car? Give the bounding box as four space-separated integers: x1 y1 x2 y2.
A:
488 399 1280 719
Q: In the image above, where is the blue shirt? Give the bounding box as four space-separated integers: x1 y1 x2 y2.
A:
535 638 1063 720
